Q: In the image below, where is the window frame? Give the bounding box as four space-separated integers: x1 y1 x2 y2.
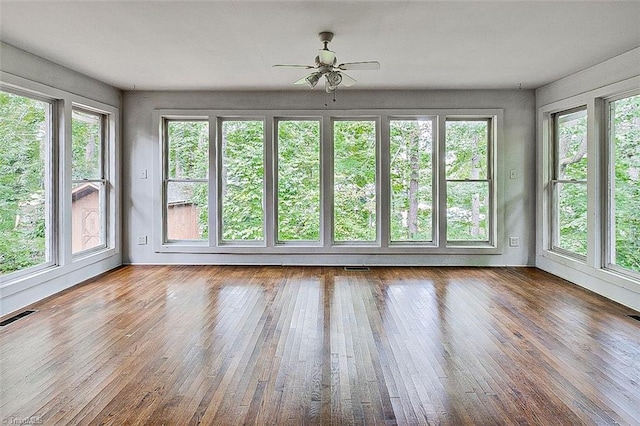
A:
154 108 503 255
0 86 57 280
387 115 437 246
604 90 640 279
444 117 495 246
549 106 589 260
162 117 210 244
274 117 323 246
71 105 108 256
217 116 267 246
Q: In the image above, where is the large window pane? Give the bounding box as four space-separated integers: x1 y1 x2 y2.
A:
277 120 320 242
556 110 588 181
168 121 208 179
447 181 489 241
221 120 264 241
72 110 101 180
167 181 208 240
166 120 208 241
610 95 640 273
390 119 433 242
334 120 376 242
446 120 488 180
0 90 51 275
72 109 105 253
446 120 490 242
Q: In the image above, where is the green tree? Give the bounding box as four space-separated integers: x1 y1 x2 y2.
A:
0 91 48 274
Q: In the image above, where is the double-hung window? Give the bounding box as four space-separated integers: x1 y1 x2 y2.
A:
164 119 209 242
445 119 492 243
71 107 107 254
550 107 588 258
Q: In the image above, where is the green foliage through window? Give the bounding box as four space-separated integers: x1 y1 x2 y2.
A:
390 119 433 242
0 90 49 275
334 120 377 242
221 120 264 241
277 120 320 242
611 95 640 273
446 120 490 241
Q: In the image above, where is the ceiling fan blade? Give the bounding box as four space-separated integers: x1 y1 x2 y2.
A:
340 72 357 87
338 61 380 71
273 64 315 69
318 49 336 65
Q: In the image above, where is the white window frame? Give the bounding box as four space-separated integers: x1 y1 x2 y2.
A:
444 116 496 247
161 117 210 244
549 106 589 260
153 108 503 255
274 117 324 246
604 90 640 280
387 115 437 246
0 86 57 280
71 105 108 257
0 76 119 287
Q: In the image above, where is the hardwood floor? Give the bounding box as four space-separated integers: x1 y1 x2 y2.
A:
1 266 639 425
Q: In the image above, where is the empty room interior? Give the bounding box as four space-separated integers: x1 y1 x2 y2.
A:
1 1 639 424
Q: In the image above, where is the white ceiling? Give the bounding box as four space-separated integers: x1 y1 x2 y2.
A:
0 1 638 91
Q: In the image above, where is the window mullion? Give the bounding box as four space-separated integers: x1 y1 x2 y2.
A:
437 115 447 248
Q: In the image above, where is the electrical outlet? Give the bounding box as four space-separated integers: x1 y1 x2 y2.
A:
509 236 520 247
137 235 147 245
509 169 517 179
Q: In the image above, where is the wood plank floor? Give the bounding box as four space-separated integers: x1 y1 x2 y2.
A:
1 266 639 425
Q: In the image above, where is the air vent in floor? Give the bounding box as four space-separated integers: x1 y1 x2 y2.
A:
628 315 640 322
344 266 370 271
0 310 36 327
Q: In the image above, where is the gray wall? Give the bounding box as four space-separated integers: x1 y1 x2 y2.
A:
123 89 536 266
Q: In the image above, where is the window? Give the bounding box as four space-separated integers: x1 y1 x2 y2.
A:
0 89 53 276
220 119 264 242
72 108 106 254
390 118 434 242
158 110 500 253
164 120 209 241
277 119 320 242
551 108 588 257
446 119 491 242
333 120 377 243
608 94 640 274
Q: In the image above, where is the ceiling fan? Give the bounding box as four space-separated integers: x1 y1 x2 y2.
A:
273 32 380 93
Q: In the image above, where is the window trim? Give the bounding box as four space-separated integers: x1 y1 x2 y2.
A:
154 108 503 255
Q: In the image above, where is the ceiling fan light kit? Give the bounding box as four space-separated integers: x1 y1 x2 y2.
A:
274 31 380 93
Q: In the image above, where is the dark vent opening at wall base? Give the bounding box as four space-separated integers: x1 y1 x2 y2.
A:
629 315 640 322
344 266 370 271
0 310 36 327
